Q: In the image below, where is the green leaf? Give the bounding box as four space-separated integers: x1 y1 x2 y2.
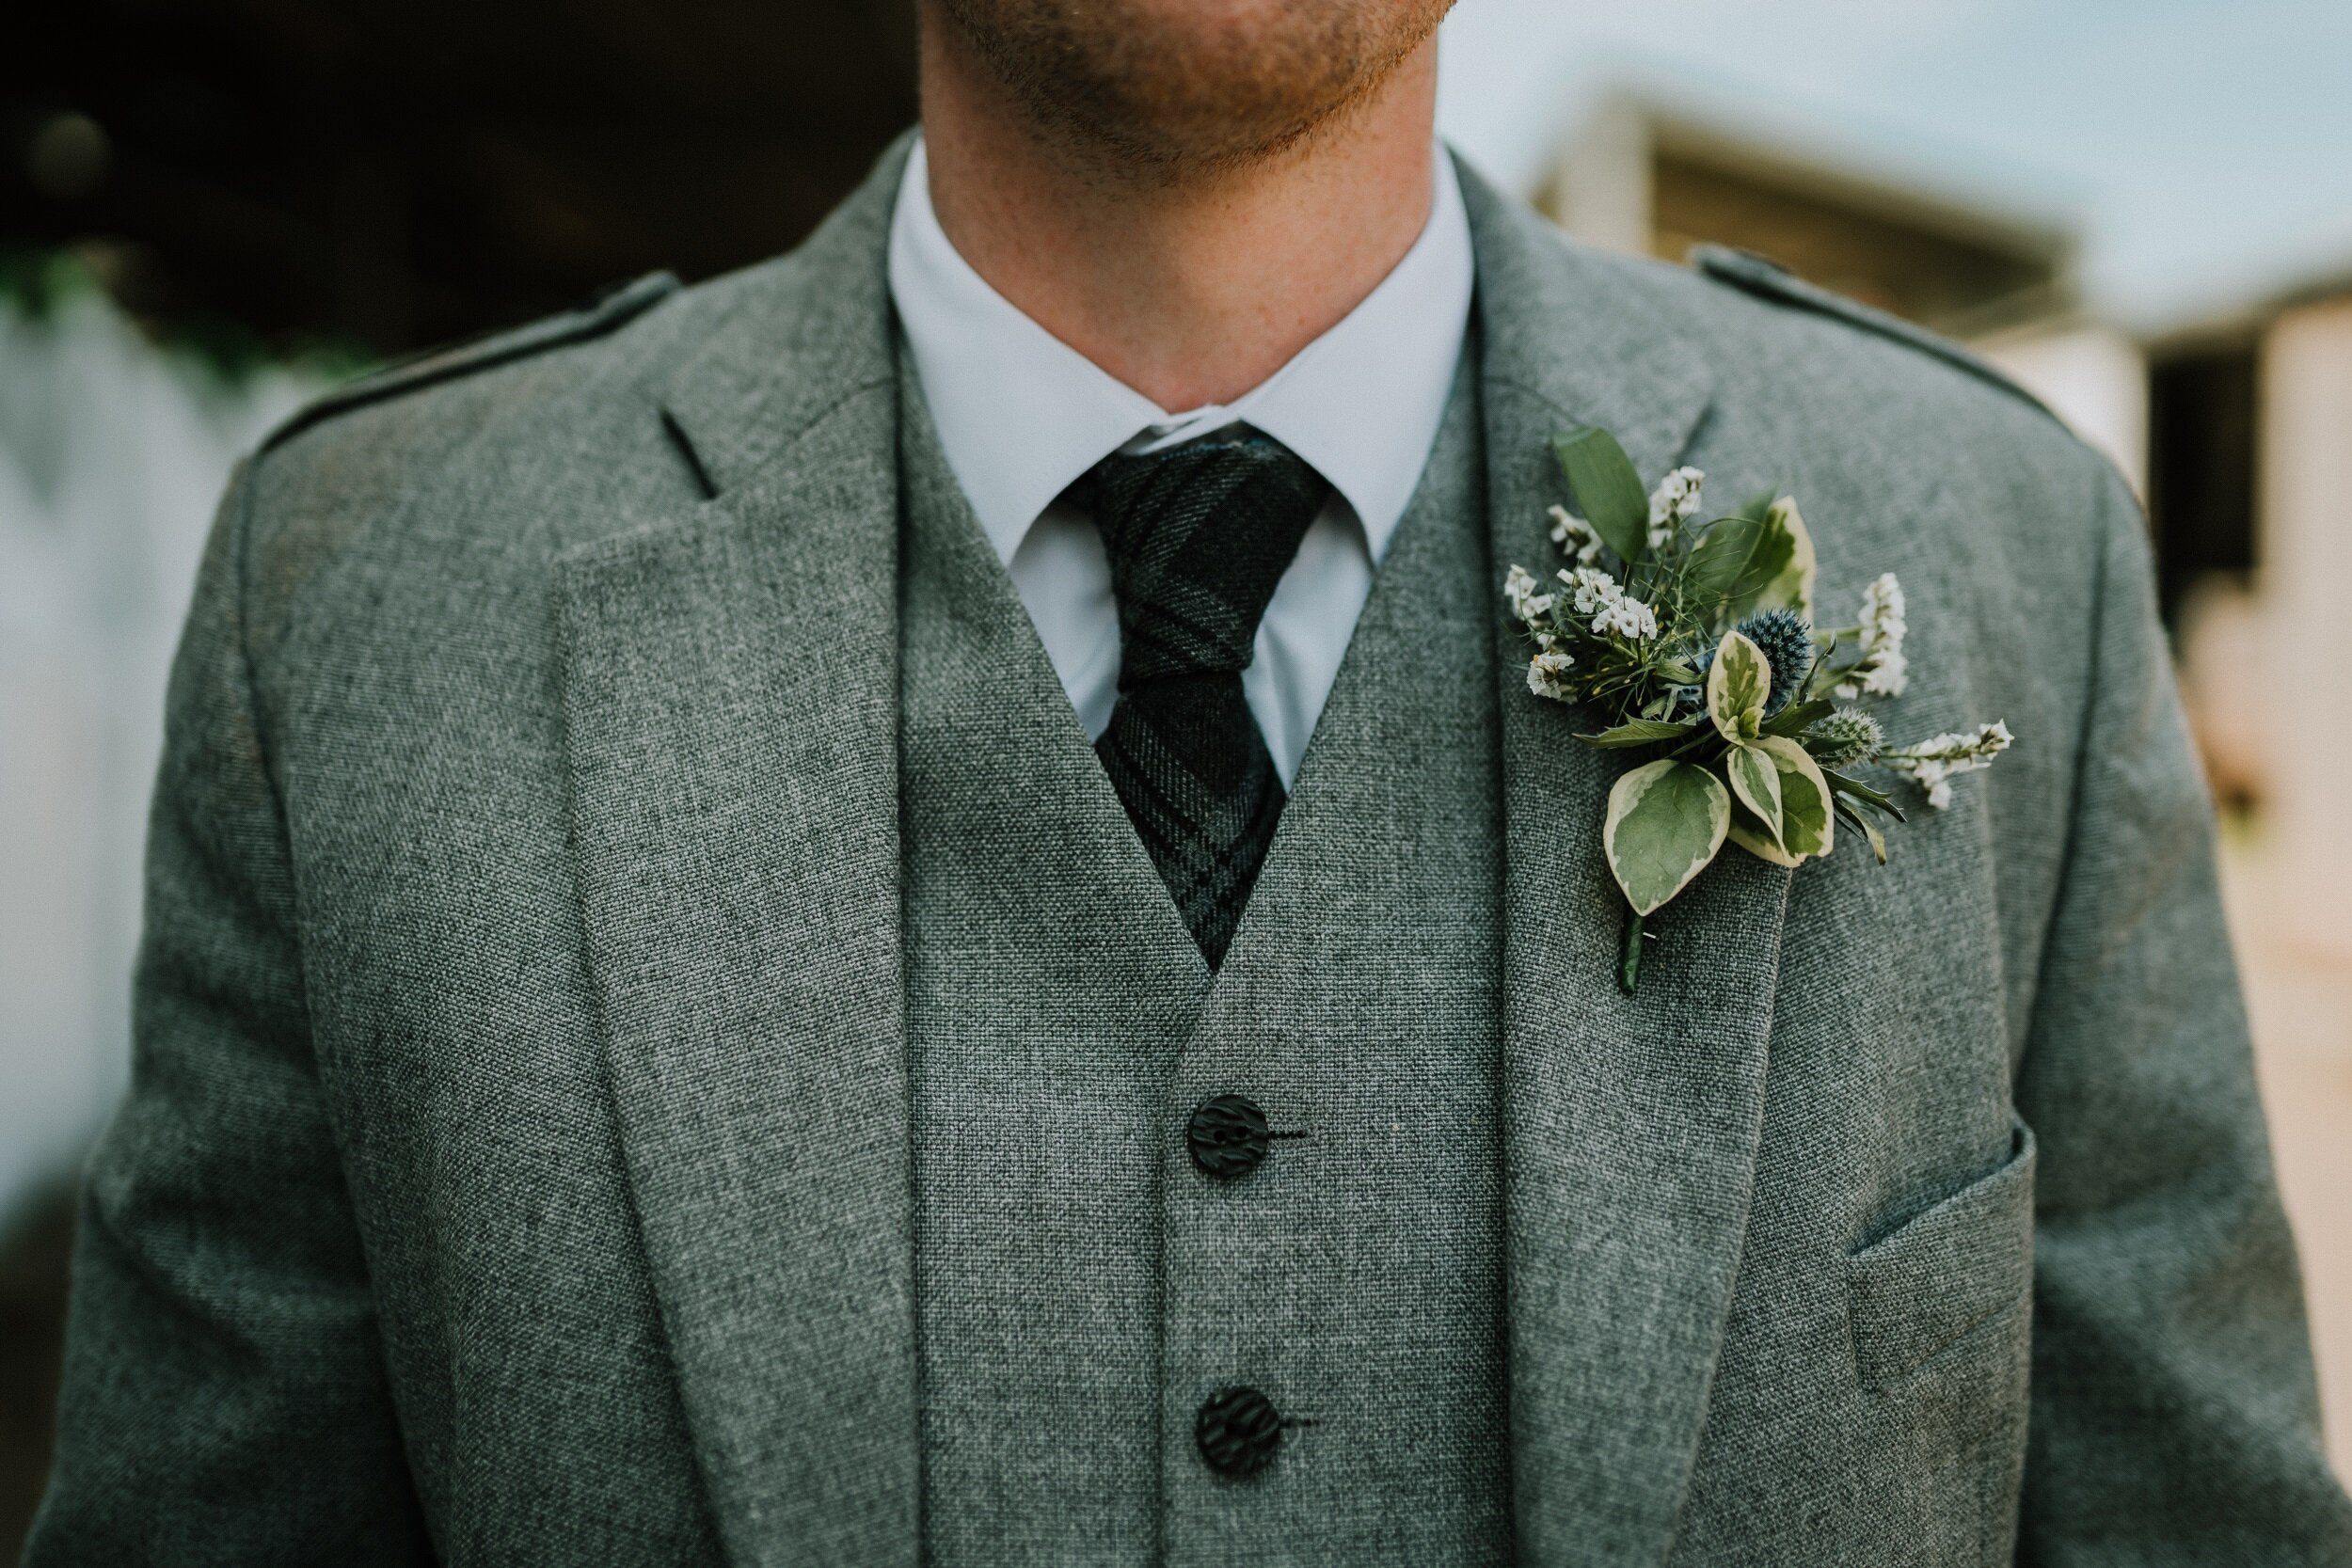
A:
1834 798 1890 864
1727 737 1836 866
1603 759 1731 916
1552 426 1650 565
1754 736 1834 858
1821 768 1905 819
1762 697 1835 737
1618 905 1645 995
1724 743 1784 846
1684 513 1795 617
1577 718 1696 749
1751 497 1818 619
1706 630 1772 744
1682 515 1761 602
1726 798 1804 867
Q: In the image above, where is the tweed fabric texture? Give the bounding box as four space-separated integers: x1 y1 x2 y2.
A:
1153 345 1513 1567
898 348 1208 1568
1470 184 2350 1566
1089 435 1331 964
900 340 1510 1566
26 134 2351 1567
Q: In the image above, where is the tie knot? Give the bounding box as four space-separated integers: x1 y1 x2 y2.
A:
1090 433 1330 687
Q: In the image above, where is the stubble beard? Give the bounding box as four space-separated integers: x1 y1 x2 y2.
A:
929 0 1453 184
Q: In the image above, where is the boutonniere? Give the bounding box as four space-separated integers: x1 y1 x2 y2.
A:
1502 426 2013 994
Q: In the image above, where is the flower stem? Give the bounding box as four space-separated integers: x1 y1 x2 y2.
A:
1619 903 1645 995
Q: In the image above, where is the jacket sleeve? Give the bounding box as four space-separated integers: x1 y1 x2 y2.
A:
24 460 428 1563
2014 464 2352 1561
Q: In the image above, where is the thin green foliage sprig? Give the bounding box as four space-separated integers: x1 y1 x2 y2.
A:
1503 425 2013 993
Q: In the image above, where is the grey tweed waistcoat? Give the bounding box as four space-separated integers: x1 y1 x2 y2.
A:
898 341 1512 1568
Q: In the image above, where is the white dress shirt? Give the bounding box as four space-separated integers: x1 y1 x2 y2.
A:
886 136 1474 785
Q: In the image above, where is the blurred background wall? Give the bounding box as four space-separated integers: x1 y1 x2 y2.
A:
5 0 2349 1550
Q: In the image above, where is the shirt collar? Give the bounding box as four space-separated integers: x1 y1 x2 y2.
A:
887 135 1474 568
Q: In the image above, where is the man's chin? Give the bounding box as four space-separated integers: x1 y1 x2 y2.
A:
932 0 1450 178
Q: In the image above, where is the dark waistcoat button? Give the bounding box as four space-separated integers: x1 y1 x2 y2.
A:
1195 1385 1283 1478
1186 1094 1271 1179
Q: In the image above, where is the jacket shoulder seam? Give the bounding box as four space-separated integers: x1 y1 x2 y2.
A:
1689 245 2064 427
260 272 681 453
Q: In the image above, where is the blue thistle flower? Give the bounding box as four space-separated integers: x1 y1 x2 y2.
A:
1736 609 1815 715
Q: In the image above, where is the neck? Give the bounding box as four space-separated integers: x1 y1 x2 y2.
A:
916 20 1440 412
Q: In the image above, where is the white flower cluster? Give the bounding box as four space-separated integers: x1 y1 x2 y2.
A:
1549 467 1704 561
1547 504 1606 565
1505 562 1576 691
1527 648 1577 700
1565 566 1660 641
1646 467 1705 548
1836 572 1909 698
1885 721 2013 810
1503 562 1554 622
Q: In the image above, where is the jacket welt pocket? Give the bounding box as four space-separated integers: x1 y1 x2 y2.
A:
1846 1118 2037 1388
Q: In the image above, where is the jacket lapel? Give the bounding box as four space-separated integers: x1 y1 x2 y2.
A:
557 141 919 1567
1460 160 1793 1563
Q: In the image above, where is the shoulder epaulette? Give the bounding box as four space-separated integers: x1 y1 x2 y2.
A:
262 271 680 452
1689 245 2062 427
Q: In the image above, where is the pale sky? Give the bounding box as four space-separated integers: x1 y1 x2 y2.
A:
1436 0 2352 329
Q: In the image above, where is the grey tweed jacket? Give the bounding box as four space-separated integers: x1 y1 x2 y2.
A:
28 139 2352 1566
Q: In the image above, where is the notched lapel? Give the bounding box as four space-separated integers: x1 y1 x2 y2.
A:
556 137 918 1568
1463 159 1790 1565
560 416 915 1568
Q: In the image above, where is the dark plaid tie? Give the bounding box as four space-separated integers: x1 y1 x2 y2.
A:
1090 432 1331 967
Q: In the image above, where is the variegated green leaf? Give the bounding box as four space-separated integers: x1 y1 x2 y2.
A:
1729 736 1837 865
1706 630 1772 744
1603 759 1731 916
1754 736 1834 858
1726 800 1804 867
1752 497 1818 620
1724 743 1784 846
